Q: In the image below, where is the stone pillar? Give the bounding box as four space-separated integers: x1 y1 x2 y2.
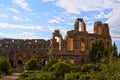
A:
74 19 79 31
81 22 86 32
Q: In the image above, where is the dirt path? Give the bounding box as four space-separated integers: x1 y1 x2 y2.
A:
0 73 21 80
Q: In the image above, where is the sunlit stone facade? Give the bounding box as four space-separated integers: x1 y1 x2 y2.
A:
0 18 111 72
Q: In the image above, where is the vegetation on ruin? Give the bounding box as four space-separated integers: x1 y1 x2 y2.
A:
24 57 41 71
16 41 120 80
0 57 12 77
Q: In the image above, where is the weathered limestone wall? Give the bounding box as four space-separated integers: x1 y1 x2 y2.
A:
49 18 111 65
0 18 112 72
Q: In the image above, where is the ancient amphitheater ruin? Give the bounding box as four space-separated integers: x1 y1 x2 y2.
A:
0 18 111 72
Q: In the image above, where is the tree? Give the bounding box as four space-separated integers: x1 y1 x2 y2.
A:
17 71 56 80
89 41 105 63
64 72 80 80
106 42 118 60
49 61 71 79
112 42 118 57
42 59 58 71
24 57 41 70
0 57 12 74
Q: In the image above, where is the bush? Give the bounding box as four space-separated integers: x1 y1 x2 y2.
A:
0 57 12 74
64 72 80 80
0 71 2 77
24 57 41 71
81 63 98 72
71 66 81 72
79 74 92 80
17 71 56 80
49 61 71 79
42 59 58 71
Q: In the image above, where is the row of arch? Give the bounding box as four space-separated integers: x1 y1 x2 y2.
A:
69 58 85 65
9 58 85 69
55 37 86 51
68 38 85 51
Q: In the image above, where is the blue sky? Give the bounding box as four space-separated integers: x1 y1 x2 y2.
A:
0 0 120 52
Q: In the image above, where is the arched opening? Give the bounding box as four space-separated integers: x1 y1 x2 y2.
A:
80 40 85 51
98 26 102 34
55 37 62 50
58 58 62 61
17 60 23 65
90 40 95 49
43 60 47 66
33 51 36 53
80 58 85 65
68 38 73 51
17 59 24 72
9 60 13 67
11 51 14 53
69 58 74 65
79 22 81 31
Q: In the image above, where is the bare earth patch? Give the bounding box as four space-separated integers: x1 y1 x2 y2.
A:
0 73 21 80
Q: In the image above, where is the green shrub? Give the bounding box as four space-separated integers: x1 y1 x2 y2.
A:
79 74 92 80
0 71 2 77
42 59 58 71
49 61 71 79
64 72 80 80
0 57 12 74
24 57 41 71
17 71 56 80
71 66 81 72
81 63 98 72
37 72 56 80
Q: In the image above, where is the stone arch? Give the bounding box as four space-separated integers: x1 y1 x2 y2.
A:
43 60 47 66
9 59 14 67
17 60 23 65
55 36 62 50
58 58 62 61
80 39 85 51
51 30 63 50
80 58 85 65
33 51 36 53
74 18 86 31
68 38 73 51
90 40 95 49
69 58 74 65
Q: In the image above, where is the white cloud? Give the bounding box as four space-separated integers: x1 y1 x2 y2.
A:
0 13 8 18
0 32 9 38
0 23 68 39
48 15 65 24
55 0 120 14
7 7 19 14
106 8 120 40
42 0 53 2
55 0 120 40
0 23 46 31
22 32 35 39
12 0 31 11
0 32 35 39
48 12 76 24
25 18 31 22
22 32 34 35
13 16 20 20
0 23 67 33
0 4 4 7
48 18 59 23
